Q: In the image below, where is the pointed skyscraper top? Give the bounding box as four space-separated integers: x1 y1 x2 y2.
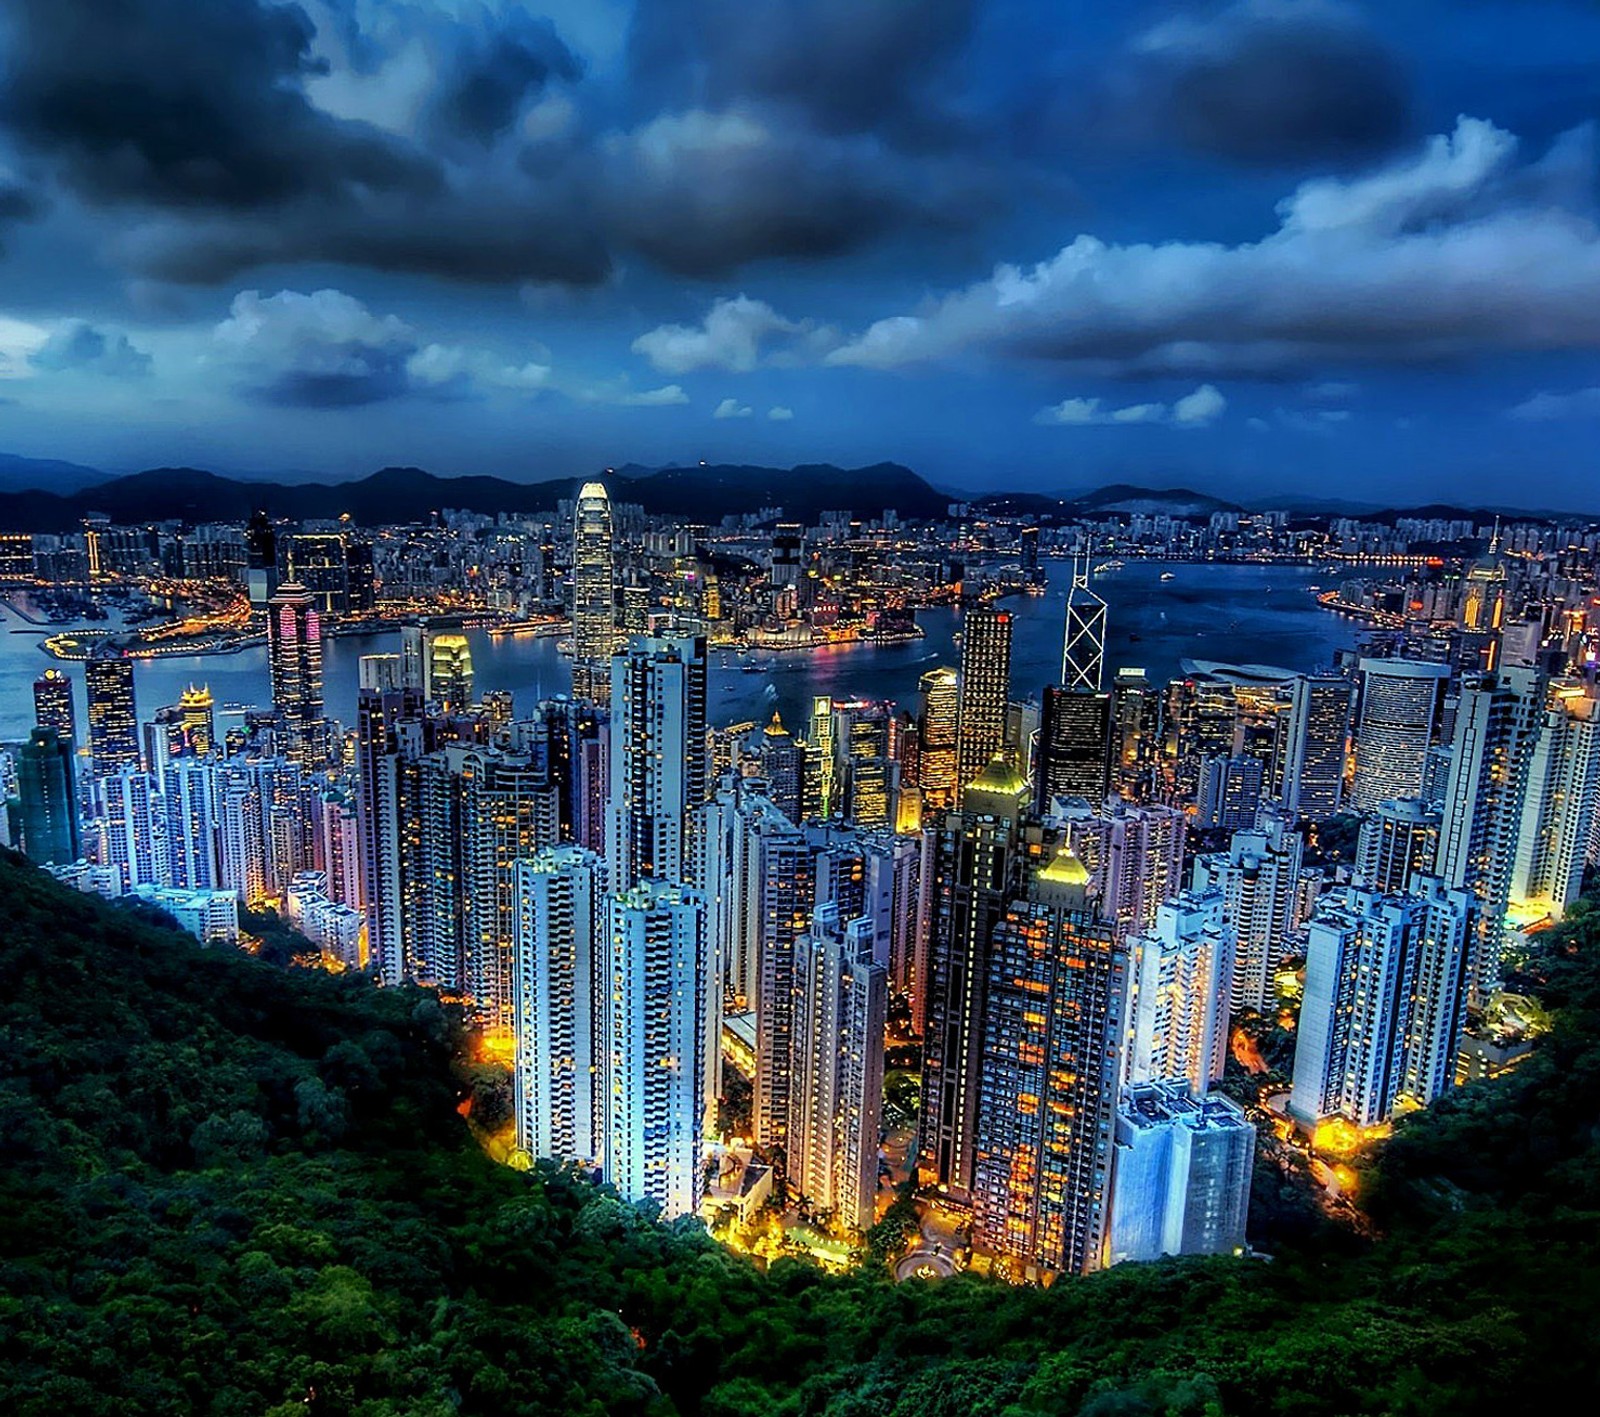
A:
1063 544 1107 693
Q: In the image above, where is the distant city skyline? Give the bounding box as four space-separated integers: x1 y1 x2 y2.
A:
3 2 1600 505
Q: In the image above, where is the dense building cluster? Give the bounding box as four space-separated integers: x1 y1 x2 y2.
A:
3 486 1599 1282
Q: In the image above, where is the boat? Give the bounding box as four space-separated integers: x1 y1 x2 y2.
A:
1160 572 1176 582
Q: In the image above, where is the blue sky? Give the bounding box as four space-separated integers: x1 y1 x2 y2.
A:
3 0 1600 507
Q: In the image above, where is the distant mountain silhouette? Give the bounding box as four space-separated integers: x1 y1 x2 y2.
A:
0 461 954 531
0 453 112 496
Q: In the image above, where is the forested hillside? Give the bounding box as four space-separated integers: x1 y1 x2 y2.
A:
2 847 1597 1416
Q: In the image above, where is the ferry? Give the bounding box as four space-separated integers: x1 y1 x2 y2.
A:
1160 571 1176 582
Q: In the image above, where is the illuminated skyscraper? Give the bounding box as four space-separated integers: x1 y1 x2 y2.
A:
917 666 959 811
1192 812 1304 1013
13 727 79 865
1126 888 1235 1093
1355 798 1440 893
920 755 1032 1199
1062 553 1107 692
971 842 1128 1277
1510 678 1600 927
427 631 474 713
86 647 140 776
606 634 708 892
602 880 707 1219
178 684 215 757
267 581 324 759
787 904 887 1233
1289 878 1475 1127
571 482 616 702
1434 667 1544 1005
955 607 1013 801
32 669 76 744
1352 658 1450 810
513 845 608 1166
1278 674 1355 820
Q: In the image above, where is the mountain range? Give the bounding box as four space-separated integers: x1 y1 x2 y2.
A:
0 454 1590 530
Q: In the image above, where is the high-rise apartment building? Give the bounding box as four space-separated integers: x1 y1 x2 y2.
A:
602 880 707 1219
971 842 1128 1277
1107 1083 1253 1266
1354 799 1440 893
1434 667 1545 1006
571 482 616 703
1289 878 1475 1127
1192 811 1304 1013
606 634 708 892
955 607 1013 802
787 904 887 1233
512 846 608 1166
1126 888 1235 1094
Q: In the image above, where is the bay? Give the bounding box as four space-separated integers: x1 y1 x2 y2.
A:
0 560 1354 744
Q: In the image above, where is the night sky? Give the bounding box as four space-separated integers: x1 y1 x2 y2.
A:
3 1 1600 507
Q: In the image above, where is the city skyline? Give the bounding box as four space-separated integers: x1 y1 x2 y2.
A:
1 2 1600 506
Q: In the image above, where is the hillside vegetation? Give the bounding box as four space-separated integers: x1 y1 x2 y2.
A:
2 847 1597 1416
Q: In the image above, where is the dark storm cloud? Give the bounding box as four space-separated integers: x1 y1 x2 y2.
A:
596 109 992 278
32 321 153 377
0 0 973 287
428 9 584 144
1125 1 1412 166
0 0 437 209
626 0 979 144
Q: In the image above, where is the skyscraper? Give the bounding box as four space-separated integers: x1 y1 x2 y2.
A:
356 657 425 985
606 634 708 892
971 842 1128 1277
267 581 324 761
1434 667 1544 1005
1107 1083 1253 1266
1062 798 1187 938
1062 553 1108 692
163 758 220 891
12 727 79 865
1510 678 1600 926
955 607 1013 801
1355 799 1440 893
1352 658 1450 810
918 666 960 812
178 684 215 757
1279 674 1355 820
426 629 474 713
513 845 608 1166
1289 878 1475 1127
32 668 76 744
920 755 1032 1199
105 767 168 891
603 880 707 1219
1035 685 1112 810
787 904 888 1233
1192 811 1304 1013
572 482 616 703
1126 887 1236 1094
86 647 140 776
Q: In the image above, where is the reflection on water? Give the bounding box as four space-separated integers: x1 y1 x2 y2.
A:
1 561 1355 740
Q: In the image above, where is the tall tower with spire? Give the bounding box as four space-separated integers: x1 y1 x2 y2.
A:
1062 550 1107 693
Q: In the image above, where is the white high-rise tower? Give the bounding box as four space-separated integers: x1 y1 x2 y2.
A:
572 482 616 703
